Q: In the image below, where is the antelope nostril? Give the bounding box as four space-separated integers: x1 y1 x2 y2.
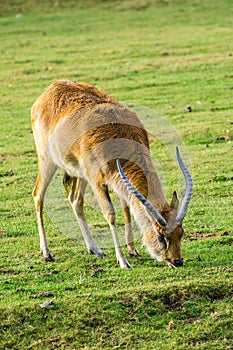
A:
174 259 184 267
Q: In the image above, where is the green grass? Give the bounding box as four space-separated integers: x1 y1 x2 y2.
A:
0 1 233 349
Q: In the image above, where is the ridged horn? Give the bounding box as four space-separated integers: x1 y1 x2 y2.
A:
175 146 193 222
116 160 168 227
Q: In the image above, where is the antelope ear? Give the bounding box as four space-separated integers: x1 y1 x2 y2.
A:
170 191 179 211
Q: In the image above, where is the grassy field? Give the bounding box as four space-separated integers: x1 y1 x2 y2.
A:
0 0 233 349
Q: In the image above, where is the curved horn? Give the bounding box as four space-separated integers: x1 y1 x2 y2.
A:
175 146 193 222
116 159 168 227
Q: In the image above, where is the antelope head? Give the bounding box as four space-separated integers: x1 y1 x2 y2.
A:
117 146 193 268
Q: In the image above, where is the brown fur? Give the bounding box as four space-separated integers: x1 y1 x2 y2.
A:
31 80 117 132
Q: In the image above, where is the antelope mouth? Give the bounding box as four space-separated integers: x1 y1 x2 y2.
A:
166 258 184 268
166 259 177 268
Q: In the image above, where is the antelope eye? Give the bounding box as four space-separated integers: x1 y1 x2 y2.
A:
157 233 167 250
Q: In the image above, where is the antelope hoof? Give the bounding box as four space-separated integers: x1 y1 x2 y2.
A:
129 248 141 258
41 249 55 262
44 253 55 262
118 259 131 268
89 247 105 258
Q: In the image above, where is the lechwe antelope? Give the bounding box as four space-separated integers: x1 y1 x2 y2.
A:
31 80 193 268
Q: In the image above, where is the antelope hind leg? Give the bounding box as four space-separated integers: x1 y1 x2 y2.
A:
33 160 57 262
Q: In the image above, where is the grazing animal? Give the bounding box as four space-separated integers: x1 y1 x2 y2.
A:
31 80 193 268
